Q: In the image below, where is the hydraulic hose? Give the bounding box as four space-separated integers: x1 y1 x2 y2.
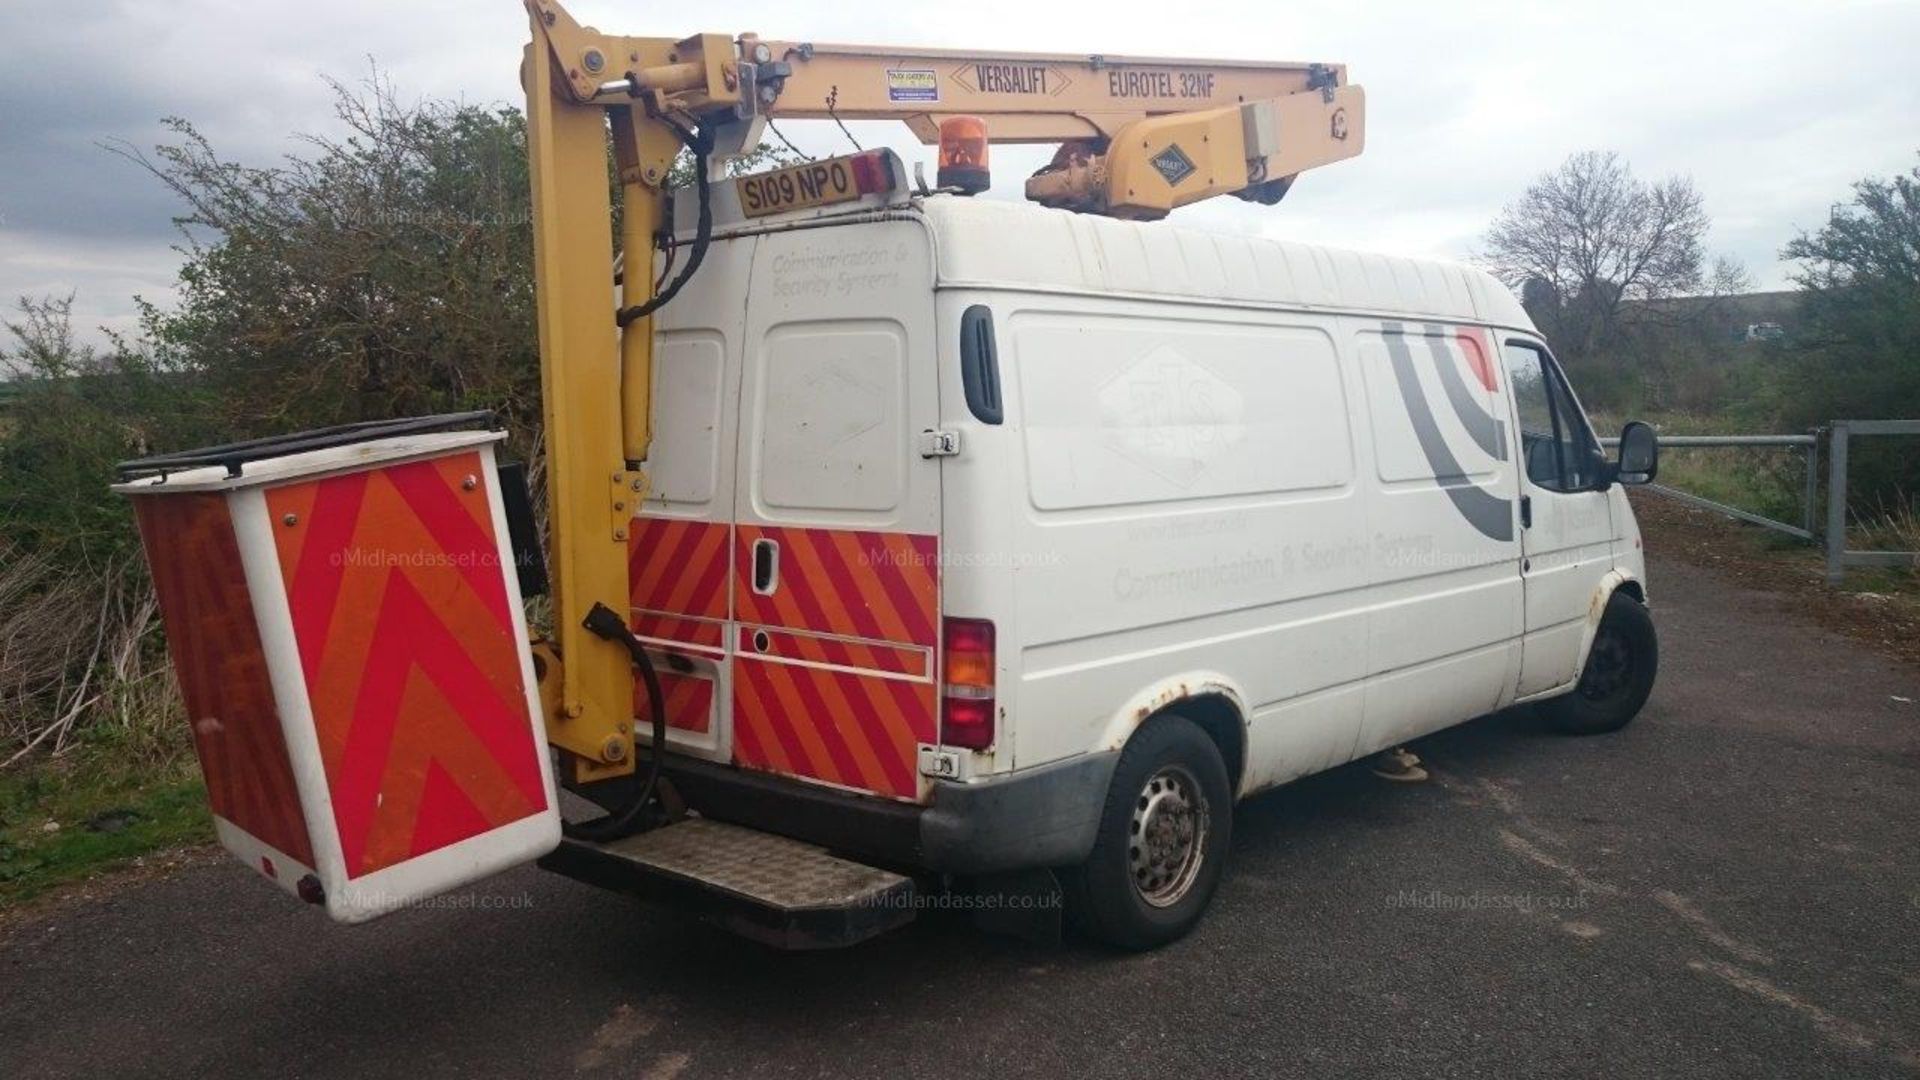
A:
615 120 715 329
564 602 668 842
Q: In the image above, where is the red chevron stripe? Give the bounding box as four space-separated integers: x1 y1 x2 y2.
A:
861 662 935 758
641 669 713 734
686 528 733 618
729 654 930 801
825 667 910 794
629 516 729 620
774 534 854 648
725 522 937 801
653 520 709 606
729 667 775 768
285 470 368 684
734 659 806 777
864 532 937 646
778 659 870 789
758 659 837 783
386 459 515 629
728 686 771 766
818 529 897 643
663 525 728 616
267 451 547 879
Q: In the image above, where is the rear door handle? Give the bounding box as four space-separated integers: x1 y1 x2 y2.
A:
752 537 780 595
1520 494 1533 529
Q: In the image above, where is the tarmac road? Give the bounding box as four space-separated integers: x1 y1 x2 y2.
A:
4 552 1917 1079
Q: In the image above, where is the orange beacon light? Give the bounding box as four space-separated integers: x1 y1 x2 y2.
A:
936 116 990 194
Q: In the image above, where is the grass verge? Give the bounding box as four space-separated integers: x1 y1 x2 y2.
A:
0 753 209 912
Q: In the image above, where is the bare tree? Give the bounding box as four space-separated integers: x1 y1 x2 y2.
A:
1482 151 1716 361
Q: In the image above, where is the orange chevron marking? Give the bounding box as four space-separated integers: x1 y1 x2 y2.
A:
730 653 930 800
266 452 547 879
638 669 714 734
629 516 729 620
724 523 938 802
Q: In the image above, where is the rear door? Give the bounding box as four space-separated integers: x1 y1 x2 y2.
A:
629 236 757 762
729 220 942 802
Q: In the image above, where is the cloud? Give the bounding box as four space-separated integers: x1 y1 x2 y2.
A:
1 0 1915 345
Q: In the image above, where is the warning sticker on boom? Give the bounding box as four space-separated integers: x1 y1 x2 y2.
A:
886 68 938 103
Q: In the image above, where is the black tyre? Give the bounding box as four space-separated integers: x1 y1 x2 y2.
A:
1063 714 1233 950
1542 591 1658 735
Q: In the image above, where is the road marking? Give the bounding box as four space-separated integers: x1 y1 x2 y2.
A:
1686 958 1920 1070
640 1052 692 1080
1654 890 1775 966
1475 777 1522 816
576 1003 661 1072
1428 765 1567 847
1497 828 1622 896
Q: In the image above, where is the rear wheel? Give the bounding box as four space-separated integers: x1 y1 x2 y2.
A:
1063 715 1232 950
1542 591 1658 735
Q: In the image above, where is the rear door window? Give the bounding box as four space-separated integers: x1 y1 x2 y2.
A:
755 321 907 515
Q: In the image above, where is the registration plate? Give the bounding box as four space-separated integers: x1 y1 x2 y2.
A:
736 158 866 219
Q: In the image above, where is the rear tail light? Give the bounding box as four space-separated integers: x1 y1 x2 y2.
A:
941 617 995 750
848 150 894 195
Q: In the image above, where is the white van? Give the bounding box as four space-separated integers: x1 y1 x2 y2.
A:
619 150 1661 948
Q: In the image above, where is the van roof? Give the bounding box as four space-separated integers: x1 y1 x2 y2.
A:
919 196 1533 331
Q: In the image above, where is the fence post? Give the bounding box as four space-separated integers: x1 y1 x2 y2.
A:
1825 422 1849 585
1804 429 1821 536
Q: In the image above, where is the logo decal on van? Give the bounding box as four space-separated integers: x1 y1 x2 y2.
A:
1421 323 1508 463
1096 343 1243 489
1381 322 1514 542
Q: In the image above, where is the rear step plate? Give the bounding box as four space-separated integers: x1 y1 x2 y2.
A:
538 817 916 949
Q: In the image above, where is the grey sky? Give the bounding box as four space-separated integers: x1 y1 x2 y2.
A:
2 0 1915 347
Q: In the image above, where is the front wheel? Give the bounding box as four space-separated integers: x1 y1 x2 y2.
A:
1063 715 1232 950
1542 591 1658 735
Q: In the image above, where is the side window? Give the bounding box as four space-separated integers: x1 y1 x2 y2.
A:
1502 341 1599 493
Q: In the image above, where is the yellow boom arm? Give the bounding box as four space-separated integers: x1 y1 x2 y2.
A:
520 0 1364 780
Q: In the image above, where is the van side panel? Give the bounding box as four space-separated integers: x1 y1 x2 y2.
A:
996 300 1372 792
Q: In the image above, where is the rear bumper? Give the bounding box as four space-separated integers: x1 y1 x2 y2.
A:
662 750 1119 875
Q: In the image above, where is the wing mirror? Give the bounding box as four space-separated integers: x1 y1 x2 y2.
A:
1612 421 1659 486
